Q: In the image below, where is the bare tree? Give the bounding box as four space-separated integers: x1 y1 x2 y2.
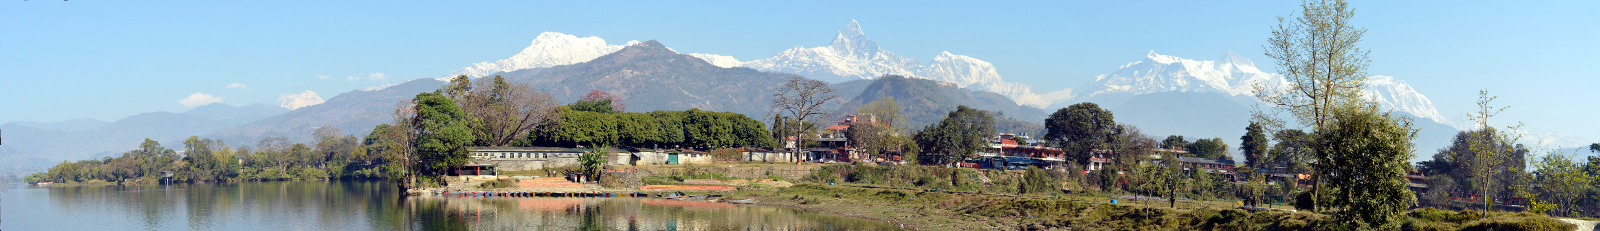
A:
1253 0 1372 212
383 98 419 189
770 76 842 158
461 76 558 146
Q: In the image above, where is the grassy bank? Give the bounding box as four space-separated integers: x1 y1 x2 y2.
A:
726 183 1574 231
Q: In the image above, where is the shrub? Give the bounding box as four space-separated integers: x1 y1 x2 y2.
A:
480 178 518 189
710 148 743 162
1019 166 1059 194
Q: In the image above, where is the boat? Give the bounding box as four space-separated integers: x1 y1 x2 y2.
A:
729 199 756 204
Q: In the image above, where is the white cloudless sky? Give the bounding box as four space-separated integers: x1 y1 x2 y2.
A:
2 0 1596 146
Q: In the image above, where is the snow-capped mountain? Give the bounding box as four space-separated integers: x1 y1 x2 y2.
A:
450 32 639 78
686 20 1050 108
1047 51 1449 124
1362 75 1446 123
1050 51 1287 109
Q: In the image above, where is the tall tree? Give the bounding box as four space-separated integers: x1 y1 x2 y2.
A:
1316 104 1416 230
412 92 475 175
1531 149 1596 217
857 97 905 132
1241 122 1269 169
460 76 558 146
1045 102 1117 167
770 76 842 157
913 106 995 165
1459 90 1524 212
1269 129 1314 175
852 97 904 161
1254 0 1374 211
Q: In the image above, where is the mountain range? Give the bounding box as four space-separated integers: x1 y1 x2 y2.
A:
4 20 1473 168
835 75 1047 132
1 103 289 164
679 20 1048 108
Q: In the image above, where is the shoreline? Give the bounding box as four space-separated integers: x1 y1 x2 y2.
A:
750 201 919 231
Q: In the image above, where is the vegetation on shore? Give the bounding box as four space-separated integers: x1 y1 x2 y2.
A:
728 183 1574 231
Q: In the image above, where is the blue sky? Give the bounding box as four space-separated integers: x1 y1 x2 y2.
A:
2 1 1597 147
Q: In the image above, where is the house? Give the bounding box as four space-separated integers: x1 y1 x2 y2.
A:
740 147 804 163
813 114 884 162
1173 156 1238 181
1086 149 1115 171
816 115 857 149
983 133 1066 170
466 146 628 171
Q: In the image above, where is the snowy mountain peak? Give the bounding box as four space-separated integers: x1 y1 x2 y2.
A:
1362 75 1447 123
829 20 879 59
1217 51 1254 67
449 32 636 78
1146 50 1182 64
1047 52 1447 126
699 21 1049 107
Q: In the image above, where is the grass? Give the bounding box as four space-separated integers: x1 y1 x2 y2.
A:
726 183 1579 231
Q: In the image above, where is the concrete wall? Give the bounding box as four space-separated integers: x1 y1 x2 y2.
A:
742 151 802 163
636 165 819 180
471 151 583 171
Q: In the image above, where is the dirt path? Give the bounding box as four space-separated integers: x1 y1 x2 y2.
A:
1559 218 1598 231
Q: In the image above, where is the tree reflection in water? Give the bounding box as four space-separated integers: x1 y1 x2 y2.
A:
11 180 897 230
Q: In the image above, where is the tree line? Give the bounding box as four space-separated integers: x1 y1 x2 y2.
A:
25 125 376 184
372 75 777 188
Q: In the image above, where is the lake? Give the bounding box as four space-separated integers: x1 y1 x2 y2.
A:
1 180 901 230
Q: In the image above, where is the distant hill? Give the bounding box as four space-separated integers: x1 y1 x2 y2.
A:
207 78 447 144
1109 91 1459 161
3 111 233 164
8 118 109 132
492 40 805 118
1111 91 1253 146
0 102 302 166
184 103 289 126
835 75 1047 131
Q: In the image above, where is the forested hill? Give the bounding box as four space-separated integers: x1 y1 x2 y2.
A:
492 40 804 118
836 75 1047 131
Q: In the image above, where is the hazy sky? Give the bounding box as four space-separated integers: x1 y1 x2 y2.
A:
2 1 1596 147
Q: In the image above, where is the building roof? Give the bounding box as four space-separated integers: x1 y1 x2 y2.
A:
1176 157 1236 165
469 146 623 153
824 125 850 131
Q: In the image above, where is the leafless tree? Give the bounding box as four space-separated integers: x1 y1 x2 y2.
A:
770 76 842 157
460 76 558 146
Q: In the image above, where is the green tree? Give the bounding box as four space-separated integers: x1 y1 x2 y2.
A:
1269 129 1314 175
1531 149 1596 217
1459 90 1524 212
913 106 995 165
577 145 611 180
569 99 619 114
1185 138 1230 160
1255 0 1374 211
1019 166 1058 195
852 97 905 161
1045 102 1116 167
1241 122 1268 169
615 112 662 147
1316 104 1416 230
1161 135 1189 150
412 92 476 174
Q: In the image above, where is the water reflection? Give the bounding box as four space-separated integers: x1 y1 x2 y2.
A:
3 180 899 230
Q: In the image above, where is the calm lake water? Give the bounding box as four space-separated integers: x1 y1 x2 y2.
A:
0 180 901 230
